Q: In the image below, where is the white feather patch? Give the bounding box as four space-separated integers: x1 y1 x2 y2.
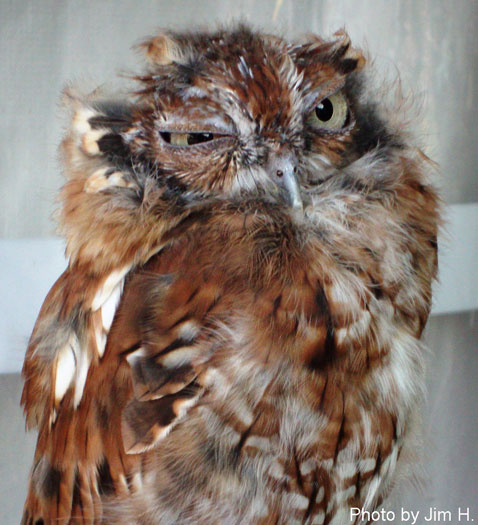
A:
359 457 376 473
54 333 79 402
334 484 356 504
84 168 136 193
95 322 107 358
101 280 123 332
81 128 107 155
49 408 58 427
299 458 316 476
126 346 147 367
363 475 382 511
159 346 200 368
336 461 357 479
72 107 95 134
268 460 285 479
173 394 201 419
243 434 273 453
286 492 310 510
73 342 91 408
228 397 254 427
176 319 200 340
92 266 130 311
249 497 269 519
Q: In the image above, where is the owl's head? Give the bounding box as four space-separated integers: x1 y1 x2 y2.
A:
92 25 396 210
61 25 420 268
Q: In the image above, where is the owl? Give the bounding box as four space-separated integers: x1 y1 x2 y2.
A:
21 25 439 525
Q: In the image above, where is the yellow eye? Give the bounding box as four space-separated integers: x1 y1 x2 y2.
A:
160 132 216 146
308 91 349 130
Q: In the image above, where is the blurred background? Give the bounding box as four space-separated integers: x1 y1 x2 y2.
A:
1 0 476 522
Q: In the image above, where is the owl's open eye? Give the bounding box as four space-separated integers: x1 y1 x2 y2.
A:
159 132 219 146
308 91 350 131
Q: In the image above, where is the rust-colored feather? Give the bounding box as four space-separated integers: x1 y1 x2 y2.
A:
22 25 440 524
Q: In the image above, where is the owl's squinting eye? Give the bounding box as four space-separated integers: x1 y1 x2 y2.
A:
308 91 349 131
160 131 220 146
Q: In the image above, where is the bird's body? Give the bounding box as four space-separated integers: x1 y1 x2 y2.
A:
21 26 439 524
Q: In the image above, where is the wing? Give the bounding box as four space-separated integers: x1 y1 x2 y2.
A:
20 91 212 524
21 245 224 524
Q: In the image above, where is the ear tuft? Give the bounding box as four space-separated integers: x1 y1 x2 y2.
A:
331 29 366 71
291 29 366 75
139 34 186 66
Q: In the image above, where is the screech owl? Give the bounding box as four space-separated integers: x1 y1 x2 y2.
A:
21 25 440 524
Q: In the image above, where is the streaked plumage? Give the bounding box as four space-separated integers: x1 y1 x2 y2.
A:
21 25 440 524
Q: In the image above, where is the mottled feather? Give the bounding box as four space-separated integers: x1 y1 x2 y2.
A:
21 25 439 525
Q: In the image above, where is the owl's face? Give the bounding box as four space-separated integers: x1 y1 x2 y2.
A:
125 26 388 210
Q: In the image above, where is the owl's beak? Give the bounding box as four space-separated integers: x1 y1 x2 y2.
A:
267 153 303 211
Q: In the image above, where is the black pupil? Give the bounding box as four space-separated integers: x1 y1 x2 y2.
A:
187 132 213 145
315 98 334 122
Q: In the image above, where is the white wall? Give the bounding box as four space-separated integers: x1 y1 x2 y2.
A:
1 1 476 523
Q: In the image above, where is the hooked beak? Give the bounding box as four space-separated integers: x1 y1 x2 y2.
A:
266 153 303 211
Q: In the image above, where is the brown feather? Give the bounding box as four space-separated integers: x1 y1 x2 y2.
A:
22 25 440 524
